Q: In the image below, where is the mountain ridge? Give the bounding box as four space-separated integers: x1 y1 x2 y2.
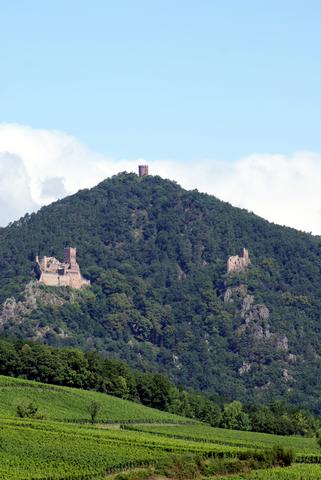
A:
1 172 321 410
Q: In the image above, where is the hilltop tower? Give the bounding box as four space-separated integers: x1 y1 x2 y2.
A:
138 165 149 177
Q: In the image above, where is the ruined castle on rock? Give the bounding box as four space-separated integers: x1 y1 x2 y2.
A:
36 247 90 289
227 248 250 274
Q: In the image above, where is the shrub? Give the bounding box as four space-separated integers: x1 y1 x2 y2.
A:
269 445 294 467
239 446 294 468
16 401 39 418
157 454 200 480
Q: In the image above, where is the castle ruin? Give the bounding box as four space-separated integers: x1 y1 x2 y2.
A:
227 248 250 274
138 165 149 177
36 247 90 289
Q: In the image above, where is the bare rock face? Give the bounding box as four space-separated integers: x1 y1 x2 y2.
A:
282 369 293 382
223 284 272 339
0 298 19 325
276 335 289 351
239 361 251 375
223 282 274 341
0 284 39 326
0 281 75 338
223 265 290 383
242 300 270 324
288 353 297 362
236 293 289 350
227 248 250 274
238 296 272 340
240 294 255 316
224 284 247 303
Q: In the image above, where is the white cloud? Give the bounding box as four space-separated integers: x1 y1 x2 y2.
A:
166 153 321 235
40 177 66 202
0 123 320 234
0 151 37 226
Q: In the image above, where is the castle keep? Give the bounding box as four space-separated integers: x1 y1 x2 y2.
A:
227 248 250 274
138 165 149 177
36 247 90 289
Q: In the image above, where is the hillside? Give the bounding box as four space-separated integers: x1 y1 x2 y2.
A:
1 375 321 479
1 172 321 409
0 374 188 423
1 374 321 480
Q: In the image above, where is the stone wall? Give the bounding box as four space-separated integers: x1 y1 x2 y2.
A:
227 248 250 274
36 247 90 289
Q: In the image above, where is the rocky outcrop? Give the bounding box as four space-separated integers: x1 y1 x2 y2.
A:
224 283 289 351
282 369 293 382
237 293 289 350
224 284 247 303
0 281 75 337
239 361 251 375
238 294 271 339
276 336 289 351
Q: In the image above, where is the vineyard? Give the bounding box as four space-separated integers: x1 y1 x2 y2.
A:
122 424 321 456
0 375 188 423
2 375 321 479
214 464 321 479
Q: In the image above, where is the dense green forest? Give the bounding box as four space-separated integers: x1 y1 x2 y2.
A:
0 336 318 435
1 173 321 411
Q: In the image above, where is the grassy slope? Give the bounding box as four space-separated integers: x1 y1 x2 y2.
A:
2 418 320 479
1 375 320 479
0 418 248 479
0 375 189 423
126 424 321 456
214 464 321 479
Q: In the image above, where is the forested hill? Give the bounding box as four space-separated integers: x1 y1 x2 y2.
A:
1 172 321 411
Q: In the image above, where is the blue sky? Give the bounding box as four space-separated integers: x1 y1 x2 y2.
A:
1 1 321 233
1 1 321 160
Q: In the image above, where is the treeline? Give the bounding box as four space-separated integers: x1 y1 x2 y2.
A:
0 336 318 436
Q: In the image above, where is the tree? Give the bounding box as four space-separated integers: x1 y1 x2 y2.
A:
88 400 101 424
221 400 251 431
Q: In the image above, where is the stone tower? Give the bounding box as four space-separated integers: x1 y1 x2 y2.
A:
227 248 251 274
64 247 78 272
138 165 149 177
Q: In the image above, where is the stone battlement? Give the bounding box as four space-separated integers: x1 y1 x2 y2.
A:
36 247 90 289
227 248 250 274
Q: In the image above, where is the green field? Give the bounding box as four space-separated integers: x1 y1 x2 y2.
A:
214 464 321 479
124 424 321 457
0 419 218 479
0 375 189 423
1 374 321 479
